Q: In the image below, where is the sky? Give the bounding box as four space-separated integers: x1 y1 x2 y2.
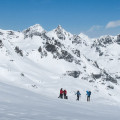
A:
0 0 120 38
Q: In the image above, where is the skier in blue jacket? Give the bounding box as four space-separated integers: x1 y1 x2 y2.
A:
86 91 91 102
75 90 81 101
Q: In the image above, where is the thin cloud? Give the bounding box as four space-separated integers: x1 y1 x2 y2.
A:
87 25 103 32
106 20 120 28
85 25 104 38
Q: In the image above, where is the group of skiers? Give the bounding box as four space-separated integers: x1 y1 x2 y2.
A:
59 88 91 102
58 88 68 99
75 90 91 102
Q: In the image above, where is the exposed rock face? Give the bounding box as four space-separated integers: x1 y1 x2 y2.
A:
117 34 120 44
15 46 23 57
8 31 15 35
92 74 101 79
66 71 81 78
101 35 113 44
72 49 80 57
72 35 82 44
60 50 74 62
103 70 117 84
38 47 42 53
106 76 117 84
0 40 3 48
92 35 114 47
45 43 57 53
107 85 114 89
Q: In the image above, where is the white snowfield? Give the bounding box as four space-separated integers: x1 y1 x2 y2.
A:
0 82 120 120
0 24 120 119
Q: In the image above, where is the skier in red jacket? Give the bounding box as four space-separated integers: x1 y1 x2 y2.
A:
64 90 67 99
59 88 64 99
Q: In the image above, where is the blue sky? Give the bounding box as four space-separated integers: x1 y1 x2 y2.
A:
0 0 120 37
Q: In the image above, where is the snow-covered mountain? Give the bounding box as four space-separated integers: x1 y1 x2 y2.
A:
0 24 120 119
0 24 120 100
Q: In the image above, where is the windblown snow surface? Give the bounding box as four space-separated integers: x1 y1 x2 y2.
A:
0 82 120 120
0 24 120 120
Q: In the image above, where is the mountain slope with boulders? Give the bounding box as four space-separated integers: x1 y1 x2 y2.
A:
0 24 120 103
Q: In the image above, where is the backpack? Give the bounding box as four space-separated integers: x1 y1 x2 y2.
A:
77 91 81 96
86 91 91 96
66 96 68 99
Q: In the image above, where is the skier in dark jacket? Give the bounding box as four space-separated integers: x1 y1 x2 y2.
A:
75 90 81 101
63 90 67 99
59 88 64 99
86 91 91 102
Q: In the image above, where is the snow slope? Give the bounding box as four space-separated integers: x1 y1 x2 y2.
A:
0 82 120 120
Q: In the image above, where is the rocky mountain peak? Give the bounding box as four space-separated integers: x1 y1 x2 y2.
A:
53 25 72 40
23 24 45 33
57 25 62 29
23 24 45 38
55 25 65 32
